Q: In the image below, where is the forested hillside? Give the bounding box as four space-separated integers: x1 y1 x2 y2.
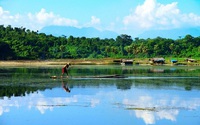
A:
0 25 199 60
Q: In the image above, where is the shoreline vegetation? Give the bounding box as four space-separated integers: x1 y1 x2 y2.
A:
0 25 199 61
0 58 199 67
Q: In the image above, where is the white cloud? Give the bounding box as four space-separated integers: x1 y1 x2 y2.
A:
84 16 101 30
0 7 78 30
0 7 104 32
28 8 78 30
123 0 200 31
91 16 101 25
35 8 55 23
0 6 6 15
0 6 21 26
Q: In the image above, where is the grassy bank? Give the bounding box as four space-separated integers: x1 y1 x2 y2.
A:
0 58 115 67
0 58 199 67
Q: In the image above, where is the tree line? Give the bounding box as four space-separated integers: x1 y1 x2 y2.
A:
0 25 199 60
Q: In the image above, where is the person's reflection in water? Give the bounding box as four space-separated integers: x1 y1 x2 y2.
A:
62 80 71 93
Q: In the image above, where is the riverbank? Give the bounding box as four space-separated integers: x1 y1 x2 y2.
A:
0 59 115 67
0 58 199 67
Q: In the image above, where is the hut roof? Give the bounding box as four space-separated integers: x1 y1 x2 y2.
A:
152 58 165 61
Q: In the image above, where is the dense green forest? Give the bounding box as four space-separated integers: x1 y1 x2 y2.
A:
0 25 199 60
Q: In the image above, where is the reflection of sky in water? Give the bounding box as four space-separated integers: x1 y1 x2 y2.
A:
123 95 200 124
0 90 100 115
1 87 200 125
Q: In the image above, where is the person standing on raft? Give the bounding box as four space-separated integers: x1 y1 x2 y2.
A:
61 63 70 77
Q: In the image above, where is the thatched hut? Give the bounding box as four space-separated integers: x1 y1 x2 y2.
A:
121 59 133 65
185 58 196 63
149 58 165 65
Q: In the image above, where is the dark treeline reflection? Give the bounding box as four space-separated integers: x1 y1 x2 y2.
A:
1 66 200 77
0 85 46 98
1 77 199 98
69 78 200 91
0 66 199 98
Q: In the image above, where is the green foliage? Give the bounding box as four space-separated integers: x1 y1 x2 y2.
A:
0 25 199 60
0 86 44 98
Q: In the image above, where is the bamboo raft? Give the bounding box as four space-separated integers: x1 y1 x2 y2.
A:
50 74 126 79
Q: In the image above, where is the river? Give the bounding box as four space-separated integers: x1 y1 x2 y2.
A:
0 65 200 125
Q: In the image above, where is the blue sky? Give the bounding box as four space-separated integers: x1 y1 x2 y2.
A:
0 0 200 36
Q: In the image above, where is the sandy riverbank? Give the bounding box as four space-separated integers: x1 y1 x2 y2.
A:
0 59 115 67
0 58 199 67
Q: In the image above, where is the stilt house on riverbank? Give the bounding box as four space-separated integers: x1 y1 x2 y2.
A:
113 59 133 65
121 59 133 65
185 58 197 63
149 58 165 65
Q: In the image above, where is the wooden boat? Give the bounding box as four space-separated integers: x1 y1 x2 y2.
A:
89 74 126 78
50 74 126 79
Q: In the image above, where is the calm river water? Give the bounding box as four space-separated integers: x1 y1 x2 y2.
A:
0 65 200 125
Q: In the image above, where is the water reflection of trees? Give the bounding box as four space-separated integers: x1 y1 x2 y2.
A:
136 78 200 91
68 78 200 91
0 85 46 98
116 79 132 90
0 67 200 98
0 77 199 98
0 68 57 98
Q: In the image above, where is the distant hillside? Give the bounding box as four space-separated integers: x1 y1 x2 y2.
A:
138 27 200 39
40 26 118 39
